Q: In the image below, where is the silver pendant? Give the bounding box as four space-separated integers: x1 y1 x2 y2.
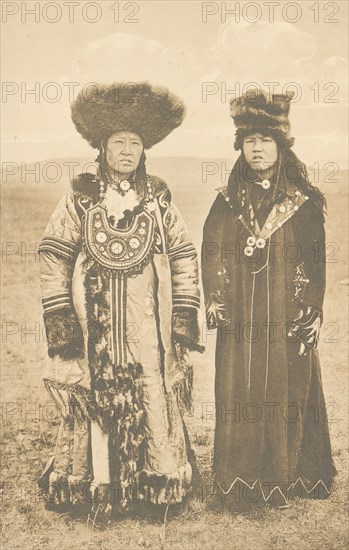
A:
120 180 131 191
244 235 266 256
255 179 270 190
244 246 254 257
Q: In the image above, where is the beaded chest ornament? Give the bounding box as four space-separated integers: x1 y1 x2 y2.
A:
83 176 157 277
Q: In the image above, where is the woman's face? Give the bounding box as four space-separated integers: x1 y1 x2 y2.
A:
242 133 278 174
106 131 143 176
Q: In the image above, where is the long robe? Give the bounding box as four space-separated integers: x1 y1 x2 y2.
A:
201 168 336 506
38 173 202 509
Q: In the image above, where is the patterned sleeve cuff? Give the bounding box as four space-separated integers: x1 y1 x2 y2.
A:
172 307 204 353
39 236 77 264
168 242 197 263
43 308 84 360
42 291 71 313
172 293 201 310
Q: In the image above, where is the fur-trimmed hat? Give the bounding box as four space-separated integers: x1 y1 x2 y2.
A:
71 82 186 149
230 89 295 149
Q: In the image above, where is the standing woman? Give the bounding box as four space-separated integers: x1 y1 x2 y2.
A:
38 82 203 515
202 89 336 507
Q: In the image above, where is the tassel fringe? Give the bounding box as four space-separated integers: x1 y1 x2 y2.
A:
43 378 106 431
39 462 192 508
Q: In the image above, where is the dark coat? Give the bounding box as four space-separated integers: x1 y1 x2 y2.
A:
201 159 336 505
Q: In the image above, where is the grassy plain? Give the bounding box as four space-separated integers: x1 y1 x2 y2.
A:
1 158 348 549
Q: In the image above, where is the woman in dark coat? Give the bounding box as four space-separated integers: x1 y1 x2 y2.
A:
201 89 336 507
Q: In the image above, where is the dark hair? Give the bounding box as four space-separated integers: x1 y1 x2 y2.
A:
234 127 295 151
227 148 326 216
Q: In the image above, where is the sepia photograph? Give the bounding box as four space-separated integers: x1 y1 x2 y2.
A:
1 1 348 548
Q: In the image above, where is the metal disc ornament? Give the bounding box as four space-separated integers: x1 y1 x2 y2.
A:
83 203 155 276
120 180 131 191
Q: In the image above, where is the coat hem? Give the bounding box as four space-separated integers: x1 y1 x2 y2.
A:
38 459 192 508
214 475 336 506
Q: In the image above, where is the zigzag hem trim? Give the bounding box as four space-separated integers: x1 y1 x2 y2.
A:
216 476 333 504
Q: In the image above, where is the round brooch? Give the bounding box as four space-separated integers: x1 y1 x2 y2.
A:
246 236 256 247
244 236 267 256
120 180 131 191
244 246 254 257
256 238 266 249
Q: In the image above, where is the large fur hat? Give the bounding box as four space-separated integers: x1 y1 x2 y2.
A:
230 88 295 149
71 81 186 149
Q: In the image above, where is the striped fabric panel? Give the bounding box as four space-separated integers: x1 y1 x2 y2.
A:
173 293 200 309
39 236 77 263
42 291 71 313
168 242 197 262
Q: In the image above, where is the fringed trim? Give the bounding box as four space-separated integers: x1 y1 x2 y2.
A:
41 472 93 507
43 373 145 435
39 459 114 514
38 460 113 512
39 461 192 508
108 363 146 507
43 378 105 431
137 463 192 504
38 457 92 507
172 368 194 416
215 475 335 506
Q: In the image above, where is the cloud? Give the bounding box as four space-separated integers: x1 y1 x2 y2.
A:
3 26 348 166
211 20 317 80
71 33 201 102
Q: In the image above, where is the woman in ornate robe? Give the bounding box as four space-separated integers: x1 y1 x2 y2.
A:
38 82 203 515
201 89 336 507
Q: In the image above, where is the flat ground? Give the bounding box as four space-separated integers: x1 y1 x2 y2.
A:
1 159 348 549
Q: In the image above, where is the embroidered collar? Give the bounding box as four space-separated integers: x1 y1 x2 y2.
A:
217 185 310 241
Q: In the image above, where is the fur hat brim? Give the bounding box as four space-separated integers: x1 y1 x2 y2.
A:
230 89 294 142
71 82 186 149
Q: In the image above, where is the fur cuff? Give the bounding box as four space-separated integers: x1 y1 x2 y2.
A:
43 309 84 360
172 308 204 353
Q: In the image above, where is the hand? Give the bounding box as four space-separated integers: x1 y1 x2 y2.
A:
288 305 322 356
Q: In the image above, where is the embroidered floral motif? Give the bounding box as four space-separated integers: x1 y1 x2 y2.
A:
206 291 230 330
288 304 322 351
293 262 310 302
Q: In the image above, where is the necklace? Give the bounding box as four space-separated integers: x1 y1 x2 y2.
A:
99 176 132 199
221 158 282 258
99 175 156 212
109 179 132 193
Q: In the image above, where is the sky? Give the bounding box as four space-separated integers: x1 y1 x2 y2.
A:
1 0 348 167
